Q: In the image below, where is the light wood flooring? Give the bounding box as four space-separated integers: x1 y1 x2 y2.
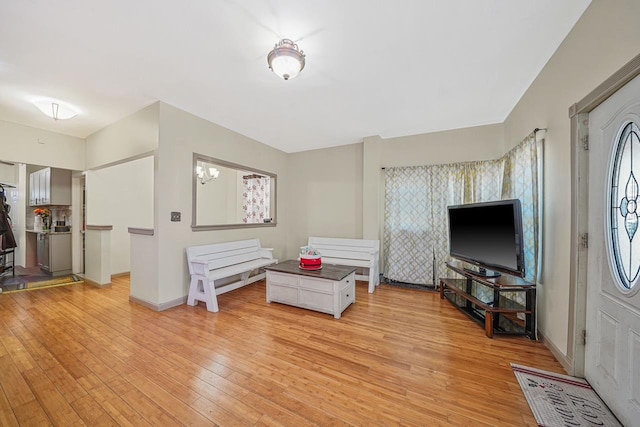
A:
0 275 564 426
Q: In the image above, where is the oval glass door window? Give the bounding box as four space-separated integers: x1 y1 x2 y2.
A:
609 121 640 292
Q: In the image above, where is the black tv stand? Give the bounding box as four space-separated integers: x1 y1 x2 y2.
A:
463 266 500 278
441 261 536 339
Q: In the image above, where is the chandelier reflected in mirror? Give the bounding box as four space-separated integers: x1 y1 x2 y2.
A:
196 162 220 185
267 39 305 81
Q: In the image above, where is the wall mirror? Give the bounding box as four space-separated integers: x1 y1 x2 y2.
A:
192 153 277 230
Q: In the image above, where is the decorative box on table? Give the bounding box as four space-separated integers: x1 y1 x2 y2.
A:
299 246 322 270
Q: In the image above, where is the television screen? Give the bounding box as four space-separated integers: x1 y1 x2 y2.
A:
448 199 525 277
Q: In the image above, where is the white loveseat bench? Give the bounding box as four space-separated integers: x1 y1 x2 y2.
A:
307 236 380 293
186 239 277 312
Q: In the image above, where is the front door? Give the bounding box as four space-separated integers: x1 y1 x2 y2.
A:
586 72 640 426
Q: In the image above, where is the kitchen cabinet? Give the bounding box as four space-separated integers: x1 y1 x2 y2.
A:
37 232 72 276
29 167 71 206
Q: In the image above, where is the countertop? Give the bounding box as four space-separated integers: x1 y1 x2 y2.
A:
26 229 72 235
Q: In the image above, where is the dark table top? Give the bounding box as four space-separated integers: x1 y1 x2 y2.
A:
264 260 356 282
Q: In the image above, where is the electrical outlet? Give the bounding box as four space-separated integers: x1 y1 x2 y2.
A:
170 212 181 222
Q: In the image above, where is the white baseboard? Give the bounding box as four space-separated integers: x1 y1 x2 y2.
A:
538 329 573 375
82 276 112 288
111 272 130 278
129 295 187 311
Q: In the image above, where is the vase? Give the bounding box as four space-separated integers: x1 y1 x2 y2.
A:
34 215 43 232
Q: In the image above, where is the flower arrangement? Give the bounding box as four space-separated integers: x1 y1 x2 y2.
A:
299 245 321 258
34 207 51 218
33 207 51 231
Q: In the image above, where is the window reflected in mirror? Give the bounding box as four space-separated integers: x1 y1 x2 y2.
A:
192 154 276 230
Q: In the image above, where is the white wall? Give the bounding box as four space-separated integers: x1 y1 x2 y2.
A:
83 102 159 278
361 124 505 241
0 120 85 170
502 0 640 359
154 102 288 305
287 143 364 257
379 123 505 167
0 163 16 184
286 124 503 277
86 156 154 274
195 164 241 225
85 103 159 169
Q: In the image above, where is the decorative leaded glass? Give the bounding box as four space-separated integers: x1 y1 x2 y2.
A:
609 121 640 291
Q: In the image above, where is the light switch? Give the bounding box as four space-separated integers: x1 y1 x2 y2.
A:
171 212 181 222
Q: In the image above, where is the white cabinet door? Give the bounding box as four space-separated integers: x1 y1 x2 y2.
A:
39 168 51 205
29 172 35 205
33 169 39 205
31 169 45 205
50 233 72 273
42 168 50 204
37 169 43 204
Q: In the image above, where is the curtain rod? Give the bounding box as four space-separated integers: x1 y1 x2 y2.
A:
532 127 547 137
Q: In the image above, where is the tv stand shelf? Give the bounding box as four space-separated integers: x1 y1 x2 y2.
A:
440 261 536 339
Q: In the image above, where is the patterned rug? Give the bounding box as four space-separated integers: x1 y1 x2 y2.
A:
512 363 621 427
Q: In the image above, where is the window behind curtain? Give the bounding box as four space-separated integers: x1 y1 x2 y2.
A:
383 133 542 286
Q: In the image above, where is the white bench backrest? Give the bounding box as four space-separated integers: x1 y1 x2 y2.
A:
186 239 263 275
308 237 379 261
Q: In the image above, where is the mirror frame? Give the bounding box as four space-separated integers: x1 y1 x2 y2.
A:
191 153 277 231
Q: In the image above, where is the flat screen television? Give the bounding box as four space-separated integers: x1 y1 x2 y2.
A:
447 199 525 278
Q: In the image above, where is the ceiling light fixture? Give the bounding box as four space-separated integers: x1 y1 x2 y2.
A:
196 163 220 185
267 39 305 81
33 99 77 120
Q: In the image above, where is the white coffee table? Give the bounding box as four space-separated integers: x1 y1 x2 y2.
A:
264 260 356 319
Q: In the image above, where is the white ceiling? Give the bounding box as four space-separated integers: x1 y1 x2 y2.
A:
0 1 591 153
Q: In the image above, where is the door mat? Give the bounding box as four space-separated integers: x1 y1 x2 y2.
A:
1 275 84 294
511 363 621 427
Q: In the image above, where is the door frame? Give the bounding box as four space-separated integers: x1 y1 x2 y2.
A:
568 53 640 377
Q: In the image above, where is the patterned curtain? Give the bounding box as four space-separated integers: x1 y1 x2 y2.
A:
384 132 543 285
384 167 431 284
242 175 271 223
501 134 543 283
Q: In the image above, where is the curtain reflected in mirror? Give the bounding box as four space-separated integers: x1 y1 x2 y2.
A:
192 154 276 230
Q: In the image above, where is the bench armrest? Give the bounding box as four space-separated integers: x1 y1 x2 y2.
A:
260 248 274 259
190 259 210 276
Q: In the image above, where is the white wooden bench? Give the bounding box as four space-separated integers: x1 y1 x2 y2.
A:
186 239 277 312
308 236 380 293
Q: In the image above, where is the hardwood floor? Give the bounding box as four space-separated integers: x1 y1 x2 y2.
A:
0 276 564 426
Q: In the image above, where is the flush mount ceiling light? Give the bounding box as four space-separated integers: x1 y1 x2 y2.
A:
196 163 220 185
33 99 77 120
267 39 305 81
